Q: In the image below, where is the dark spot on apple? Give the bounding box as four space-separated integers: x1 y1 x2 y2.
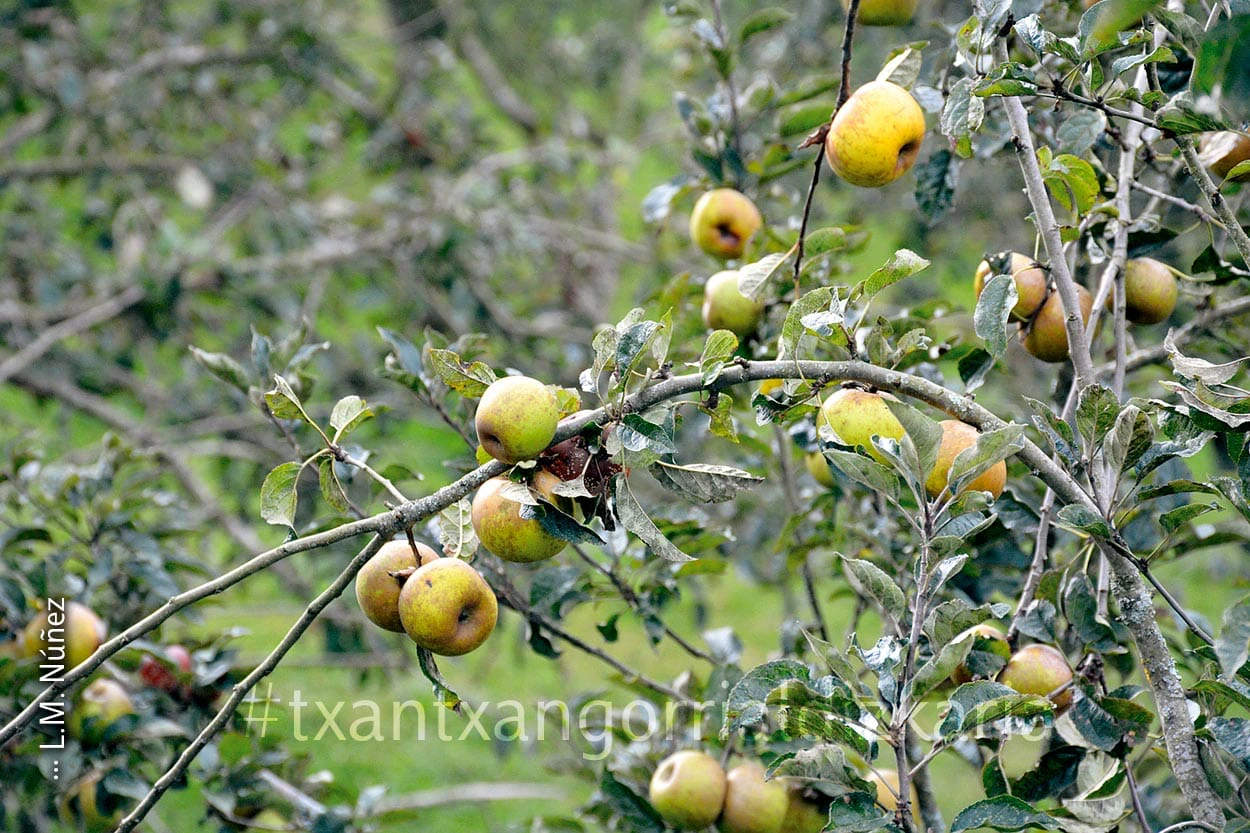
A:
425 579 433 587
716 223 740 246
458 608 473 623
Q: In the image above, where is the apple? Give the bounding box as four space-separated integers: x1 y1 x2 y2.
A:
805 451 836 489
1020 285 1093 363
867 769 918 820
397 557 498 656
251 809 290 829
689 189 763 260
925 420 1007 500
1198 131 1250 182
721 761 790 833
1120 257 1177 325
61 770 124 833
951 623 1011 685
355 539 440 633
702 270 764 337
69 678 134 744
780 780 828 833
759 379 784 398
974 252 1048 322
21 600 107 670
471 473 569 563
998 643 1074 712
648 750 727 830
842 0 918 25
825 81 925 188
475 375 560 464
138 644 193 693
817 388 904 464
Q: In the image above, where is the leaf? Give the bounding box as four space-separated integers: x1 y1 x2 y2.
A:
617 320 661 376
1217 595 1250 681
614 477 694 562
438 498 477 559
974 274 1017 359
914 148 960 225
619 413 678 455
1076 385 1121 451
1164 330 1250 384
1041 153 1100 214
1055 504 1111 539
699 329 739 386
876 45 925 88
819 448 899 502
925 600 1010 645
839 555 906 624
648 461 764 503
940 681 1036 737
910 635 975 702
884 398 943 486
950 795 1059 832
738 251 793 300
948 424 1026 497
1191 14 1250 125
852 249 930 301
1079 0 1161 58
259 461 303 528
739 7 791 44
1209 717 1250 767
189 347 251 391
417 647 461 712
724 659 811 732
779 286 839 359
330 395 373 440
521 502 605 545
1056 109 1107 156
941 78 985 158
317 458 351 513
425 349 497 398
599 769 664 833
264 375 314 425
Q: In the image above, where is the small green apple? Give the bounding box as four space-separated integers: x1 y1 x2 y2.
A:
22 600 107 670
251 808 290 829
817 388 904 464
69 678 134 744
471 473 569 563
841 0 918 25
690 189 763 260
974 252 1048 322
805 451 836 489
1121 257 1177 325
721 761 790 833
702 270 764 337
925 420 1006 500
951 623 1011 685
397 558 498 656
1020 285 1093 363
825 81 925 188
780 779 828 833
355 539 440 633
998 643 1074 712
475 375 560 464
648 750 727 830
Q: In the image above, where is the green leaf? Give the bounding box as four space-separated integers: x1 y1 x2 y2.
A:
614 477 694 562
619 413 678 455
819 448 899 502
702 392 739 442
317 458 351 513
330 395 373 441
417 647 462 712
738 251 793 300
649 461 763 503
940 681 1031 736
739 7 791 44
1076 384 1121 451
724 659 810 732
1191 14 1250 125
839 555 906 624
1154 93 1228 135
1079 0 1161 58
924 600 1009 645
910 635 974 702
884 398 943 487
779 286 839 359
699 329 739 386
1209 717 1250 767
1217 595 1250 681
948 424 1026 497
438 498 477 559
914 148 960 225
1041 153 1100 214
951 795 1059 832
264 375 314 424
1057 109 1107 156
974 274 1017 359
1159 501 1219 533
260 461 303 528
852 249 930 301
599 769 664 833
617 320 661 376
426 348 496 398
941 78 985 159
189 346 251 391
876 44 925 88
1055 504 1111 538
522 501 605 545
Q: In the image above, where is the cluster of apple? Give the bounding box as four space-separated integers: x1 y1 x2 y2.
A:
355 374 580 656
974 251 1178 363
951 623 1075 710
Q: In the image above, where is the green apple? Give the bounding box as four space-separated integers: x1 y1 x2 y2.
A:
355 539 440 633
475 375 560 464
251 808 290 829
780 780 828 833
1020 285 1093 363
69 678 134 744
974 252 1048 322
648 750 727 830
60 770 124 833
689 189 763 260
702 270 764 337
951 623 1011 685
925 420 1006 500
817 388 904 464
1198 130 1250 182
471 473 569 563
825 81 925 188
998 643 1074 712
842 0 918 25
721 761 790 833
22 600 107 670
805 451 836 489
397 558 498 656
1121 257 1177 325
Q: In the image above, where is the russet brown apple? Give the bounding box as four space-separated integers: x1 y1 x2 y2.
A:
974 252 1048 322
397 557 498 656
1020 285 1093 363
475 375 560 464
355 539 441 632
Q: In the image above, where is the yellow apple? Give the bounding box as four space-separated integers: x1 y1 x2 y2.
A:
925 420 1007 500
805 451 836 489
702 270 764 337
397 558 498 656
817 388 904 464
648 750 727 829
1198 131 1250 181
1020 285 1093 363
689 189 763 260
842 0 918 25
475 375 560 464
998 643 1074 712
22 600 107 670
69 678 134 744
355 539 440 633
974 252 1048 322
825 81 925 188
721 761 790 833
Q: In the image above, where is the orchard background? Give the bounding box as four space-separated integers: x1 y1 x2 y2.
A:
2 0 1250 831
